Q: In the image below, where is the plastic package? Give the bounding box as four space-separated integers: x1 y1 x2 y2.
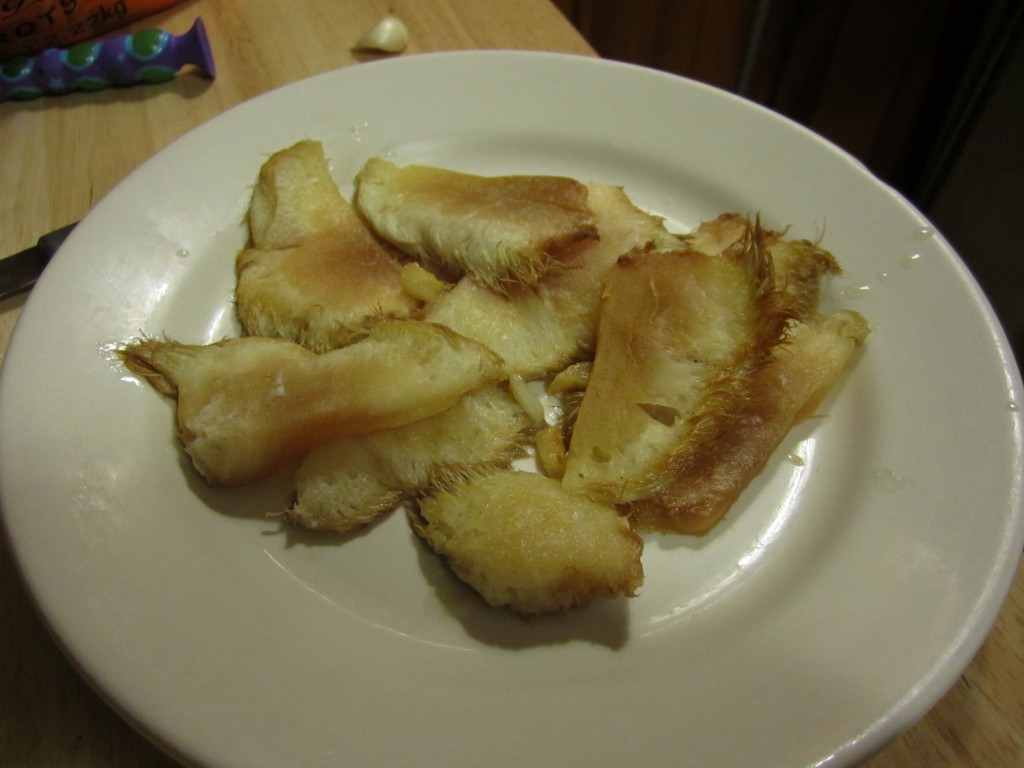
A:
0 0 185 60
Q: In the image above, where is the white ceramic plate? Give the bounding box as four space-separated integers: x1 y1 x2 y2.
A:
1 52 1022 768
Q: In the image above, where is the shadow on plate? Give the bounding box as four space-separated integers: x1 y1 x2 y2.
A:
183 463 635 649
179 451 295 521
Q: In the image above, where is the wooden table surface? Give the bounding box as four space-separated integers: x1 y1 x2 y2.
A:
0 1 1020 765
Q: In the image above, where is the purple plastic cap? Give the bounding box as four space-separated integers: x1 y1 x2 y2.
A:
0 17 216 103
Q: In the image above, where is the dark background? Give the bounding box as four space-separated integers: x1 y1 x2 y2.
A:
554 0 1024 363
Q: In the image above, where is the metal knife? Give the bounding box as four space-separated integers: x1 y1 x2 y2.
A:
0 222 77 302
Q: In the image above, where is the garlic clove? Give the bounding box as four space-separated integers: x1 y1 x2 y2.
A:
352 16 409 54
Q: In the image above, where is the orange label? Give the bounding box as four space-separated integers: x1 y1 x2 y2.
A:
0 0 183 60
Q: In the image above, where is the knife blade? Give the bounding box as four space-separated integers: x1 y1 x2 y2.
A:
0 222 78 302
